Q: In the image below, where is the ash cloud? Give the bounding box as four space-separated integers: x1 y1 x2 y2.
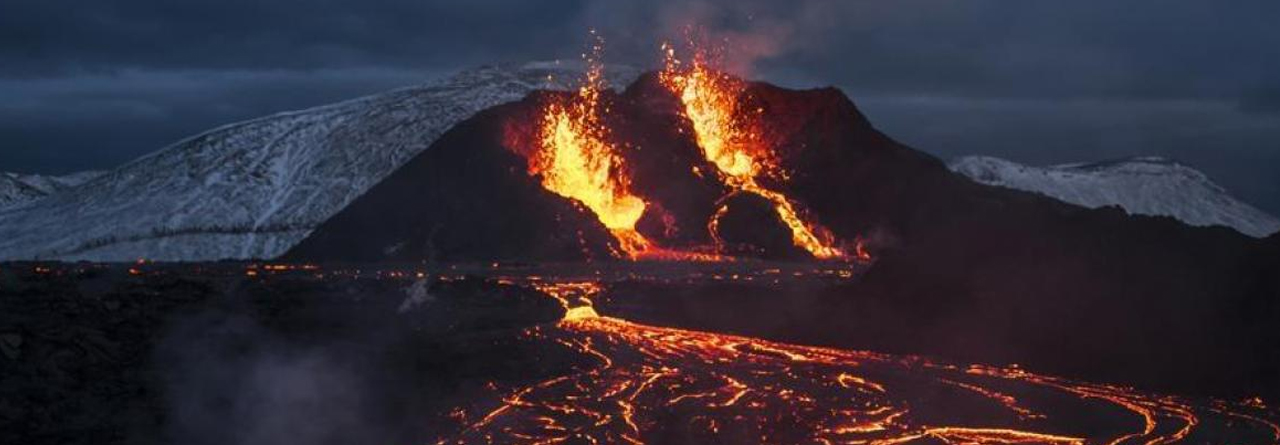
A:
584 0 801 75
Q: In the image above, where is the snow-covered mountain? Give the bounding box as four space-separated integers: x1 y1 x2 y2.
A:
950 156 1280 238
0 62 637 261
0 171 103 210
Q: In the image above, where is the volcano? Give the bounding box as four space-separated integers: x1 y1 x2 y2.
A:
285 69 1280 399
284 71 887 262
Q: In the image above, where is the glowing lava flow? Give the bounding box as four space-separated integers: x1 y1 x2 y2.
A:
436 279 1280 444
660 44 850 260
528 39 727 262
531 41 654 259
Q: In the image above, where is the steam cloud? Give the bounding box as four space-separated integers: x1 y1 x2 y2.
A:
154 311 377 445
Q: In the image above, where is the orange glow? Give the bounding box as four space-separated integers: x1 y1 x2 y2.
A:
531 39 652 259
533 281 603 322
435 277 1276 444
526 36 728 262
660 42 849 260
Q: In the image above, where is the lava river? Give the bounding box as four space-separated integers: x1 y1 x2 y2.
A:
434 280 1279 445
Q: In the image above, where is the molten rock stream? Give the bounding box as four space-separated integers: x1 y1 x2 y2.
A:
436 279 1280 445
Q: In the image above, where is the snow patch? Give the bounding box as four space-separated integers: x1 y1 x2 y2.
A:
950 156 1280 237
0 63 638 261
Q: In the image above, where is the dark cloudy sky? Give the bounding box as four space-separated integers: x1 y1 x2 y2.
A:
2 0 1278 212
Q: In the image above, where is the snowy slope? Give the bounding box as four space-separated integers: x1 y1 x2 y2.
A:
950 156 1280 237
0 171 103 210
0 62 637 261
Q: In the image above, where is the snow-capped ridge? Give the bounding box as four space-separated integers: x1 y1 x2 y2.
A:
0 62 637 261
0 171 103 211
950 155 1280 237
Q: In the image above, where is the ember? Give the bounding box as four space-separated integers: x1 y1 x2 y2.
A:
435 279 1280 444
519 36 859 263
660 41 849 260
524 35 725 262
530 35 653 259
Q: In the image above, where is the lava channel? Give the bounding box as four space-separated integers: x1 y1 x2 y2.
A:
435 280 1280 445
660 42 859 261
525 35 723 262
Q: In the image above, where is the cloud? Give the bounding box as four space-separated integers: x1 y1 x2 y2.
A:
0 0 588 76
0 68 432 173
580 0 1280 103
155 311 375 445
0 0 1277 212
1238 89 1280 115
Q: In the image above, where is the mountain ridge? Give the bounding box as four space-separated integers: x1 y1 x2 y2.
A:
950 155 1280 237
0 62 638 261
3 62 1273 260
0 171 103 211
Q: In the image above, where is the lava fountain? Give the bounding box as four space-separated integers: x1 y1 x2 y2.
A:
660 42 854 260
528 38 654 259
526 37 727 262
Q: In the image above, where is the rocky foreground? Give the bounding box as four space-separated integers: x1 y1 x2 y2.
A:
3 263 1279 444
0 263 574 445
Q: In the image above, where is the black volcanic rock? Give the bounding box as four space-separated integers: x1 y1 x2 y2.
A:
711 192 810 260
607 74 729 247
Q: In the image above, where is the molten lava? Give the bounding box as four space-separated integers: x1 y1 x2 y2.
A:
524 37 733 262
660 43 848 260
530 42 654 259
519 37 855 262
435 276 1280 444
